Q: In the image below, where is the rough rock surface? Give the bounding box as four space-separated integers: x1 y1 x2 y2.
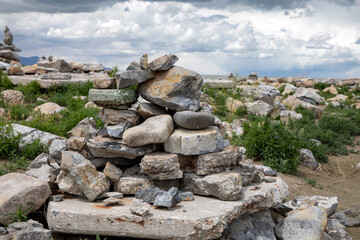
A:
136 102 167 119
12 124 61 148
181 172 243 201
37 58 73 73
149 54 179 71
276 206 327 240
234 159 257 186
326 219 353 240
138 66 203 111
103 162 123 182
88 89 138 108
294 195 338 217
87 136 158 159
173 111 215 130
130 198 151 216
34 102 66 115
221 209 276 240
164 126 224 155
49 139 67 160
245 100 273 116
1 219 52 240
93 77 115 89
116 70 154 89
299 149 319 170
195 146 239 175
115 175 154 195
99 123 131 139
47 178 288 240
1 90 25 104
99 108 142 126
56 170 82 196
153 187 181 208
140 153 182 180
0 173 52 225
330 208 360 227
123 114 174 147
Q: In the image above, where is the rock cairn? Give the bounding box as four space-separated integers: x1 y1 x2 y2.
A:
0 26 23 75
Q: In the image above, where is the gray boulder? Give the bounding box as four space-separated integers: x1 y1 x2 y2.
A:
330 208 360 227
136 102 167 119
135 187 161 204
326 219 353 240
140 153 182 180
149 54 179 71
0 50 20 61
37 58 73 73
82 63 104 73
130 198 151 216
300 149 319 170
245 100 273 116
49 139 67 160
173 111 215 130
99 123 131 139
99 108 142 126
138 66 203 111
2 219 51 240
116 70 154 89
153 187 181 208
294 87 324 105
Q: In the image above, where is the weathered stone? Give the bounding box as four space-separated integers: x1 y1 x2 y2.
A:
140 153 182 180
69 61 83 70
203 79 236 88
116 70 154 89
69 117 98 140
62 151 110 201
123 114 173 147
25 164 60 189
3 26 13 45
140 54 149 70
66 136 86 151
179 191 194 201
103 162 123 182
328 94 348 103
294 87 324 105
34 102 66 115
264 177 276 183
2 219 52 240
96 192 124 200
21 65 39 75
255 165 278 176
47 178 288 239
149 54 179 71
1 89 25 104
222 209 276 240
49 139 67 160
234 159 257 186
99 108 142 126
173 111 215 130
245 100 273 116
276 206 327 240
0 173 52 225
181 172 242 201
279 110 303 122
12 124 61 148
282 95 323 118
40 73 71 80
253 171 265 183
294 195 338 217
225 97 244 112
178 155 197 173
153 187 181 209
84 101 101 109
37 58 73 73
126 61 141 71
115 175 154 195
130 198 151 216
135 187 161 204
99 123 131 139
138 66 203 111
164 126 224 155
330 208 360 227
56 170 82 196
93 77 115 89
6 66 24 76
50 195 64 202
0 43 21 52
195 146 239 175
323 86 338 95
87 136 158 159
88 89 138 108
273 200 299 216
326 219 353 240
136 102 167 119
0 50 19 61
27 153 51 169
300 149 319 170
82 63 104 73
103 197 124 206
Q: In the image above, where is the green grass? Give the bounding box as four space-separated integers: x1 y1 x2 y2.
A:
306 178 317 187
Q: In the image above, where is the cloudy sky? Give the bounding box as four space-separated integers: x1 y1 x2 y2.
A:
1 0 360 78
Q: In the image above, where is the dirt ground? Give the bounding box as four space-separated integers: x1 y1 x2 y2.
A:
275 136 360 239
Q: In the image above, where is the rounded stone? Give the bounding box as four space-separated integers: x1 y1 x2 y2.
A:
173 111 215 130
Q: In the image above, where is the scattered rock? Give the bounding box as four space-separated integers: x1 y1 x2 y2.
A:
294 195 338 217
116 70 155 89
195 146 239 175
49 139 67 160
1 90 25 105
149 54 179 71
135 187 161 204
37 58 73 73
299 149 319 170
34 102 66 115
323 86 338 95
103 197 124 206
234 159 257 186
82 63 104 73
50 195 64 202
2 219 52 240
99 123 131 139
25 163 60 189
173 111 215 130
7 66 24 75
93 77 115 89
326 219 353 240
245 100 273 116
0 50 20 61
153 187 181 209
181 172 242 201
0 173 52 225
330 208 360 227
96 192 124 200
56 170 82 196
66 136 86 151
68 117 98 139
140 153 182 180
328 94 348 103
164 126 224 155
225 97 244 112
276 206 327 240
273 201 299 216
27 153 51 169
88 89 138 108
99 108 142 126
136 102 167 119
255 165 278 176
294 87 323 105
279 110 303 122
123 114 174 147
138 66 203 111
130 198 151 216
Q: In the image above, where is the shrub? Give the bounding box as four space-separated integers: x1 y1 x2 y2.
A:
21 139 47 160
0 122 21 159
108 65 119 78
242 118 300 173
14 81 43 102
0 70 14 90
314 82 331 91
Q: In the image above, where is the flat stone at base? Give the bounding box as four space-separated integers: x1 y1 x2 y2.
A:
47 178 288 240
88 89 138 107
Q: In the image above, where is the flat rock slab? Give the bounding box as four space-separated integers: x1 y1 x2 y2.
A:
12 124 62 147
88 89 138 108
47 178 288 240
203 79 236 88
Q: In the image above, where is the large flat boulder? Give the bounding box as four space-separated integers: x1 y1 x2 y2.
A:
88 89 138 108
0 173 52 225
138 66 203 111
47 178 289 240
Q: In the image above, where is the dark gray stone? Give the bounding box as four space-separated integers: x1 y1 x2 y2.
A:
126 61 141 71
136 102 167 119
49 139 67 160
99 123 131 139
173 111 215 130
0 50 20 61
273 201 299 216
149 54 179 71
153 187 181 209
255 165 278 176
178 191 194 201
234 159 257 186
330 208 360 227
138 66 203 111
135 187 161 204
326 219 353 240
116 70 154 89
4 219 52 240
300 149 319 170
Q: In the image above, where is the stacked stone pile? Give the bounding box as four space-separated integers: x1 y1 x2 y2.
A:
0 26 23 75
